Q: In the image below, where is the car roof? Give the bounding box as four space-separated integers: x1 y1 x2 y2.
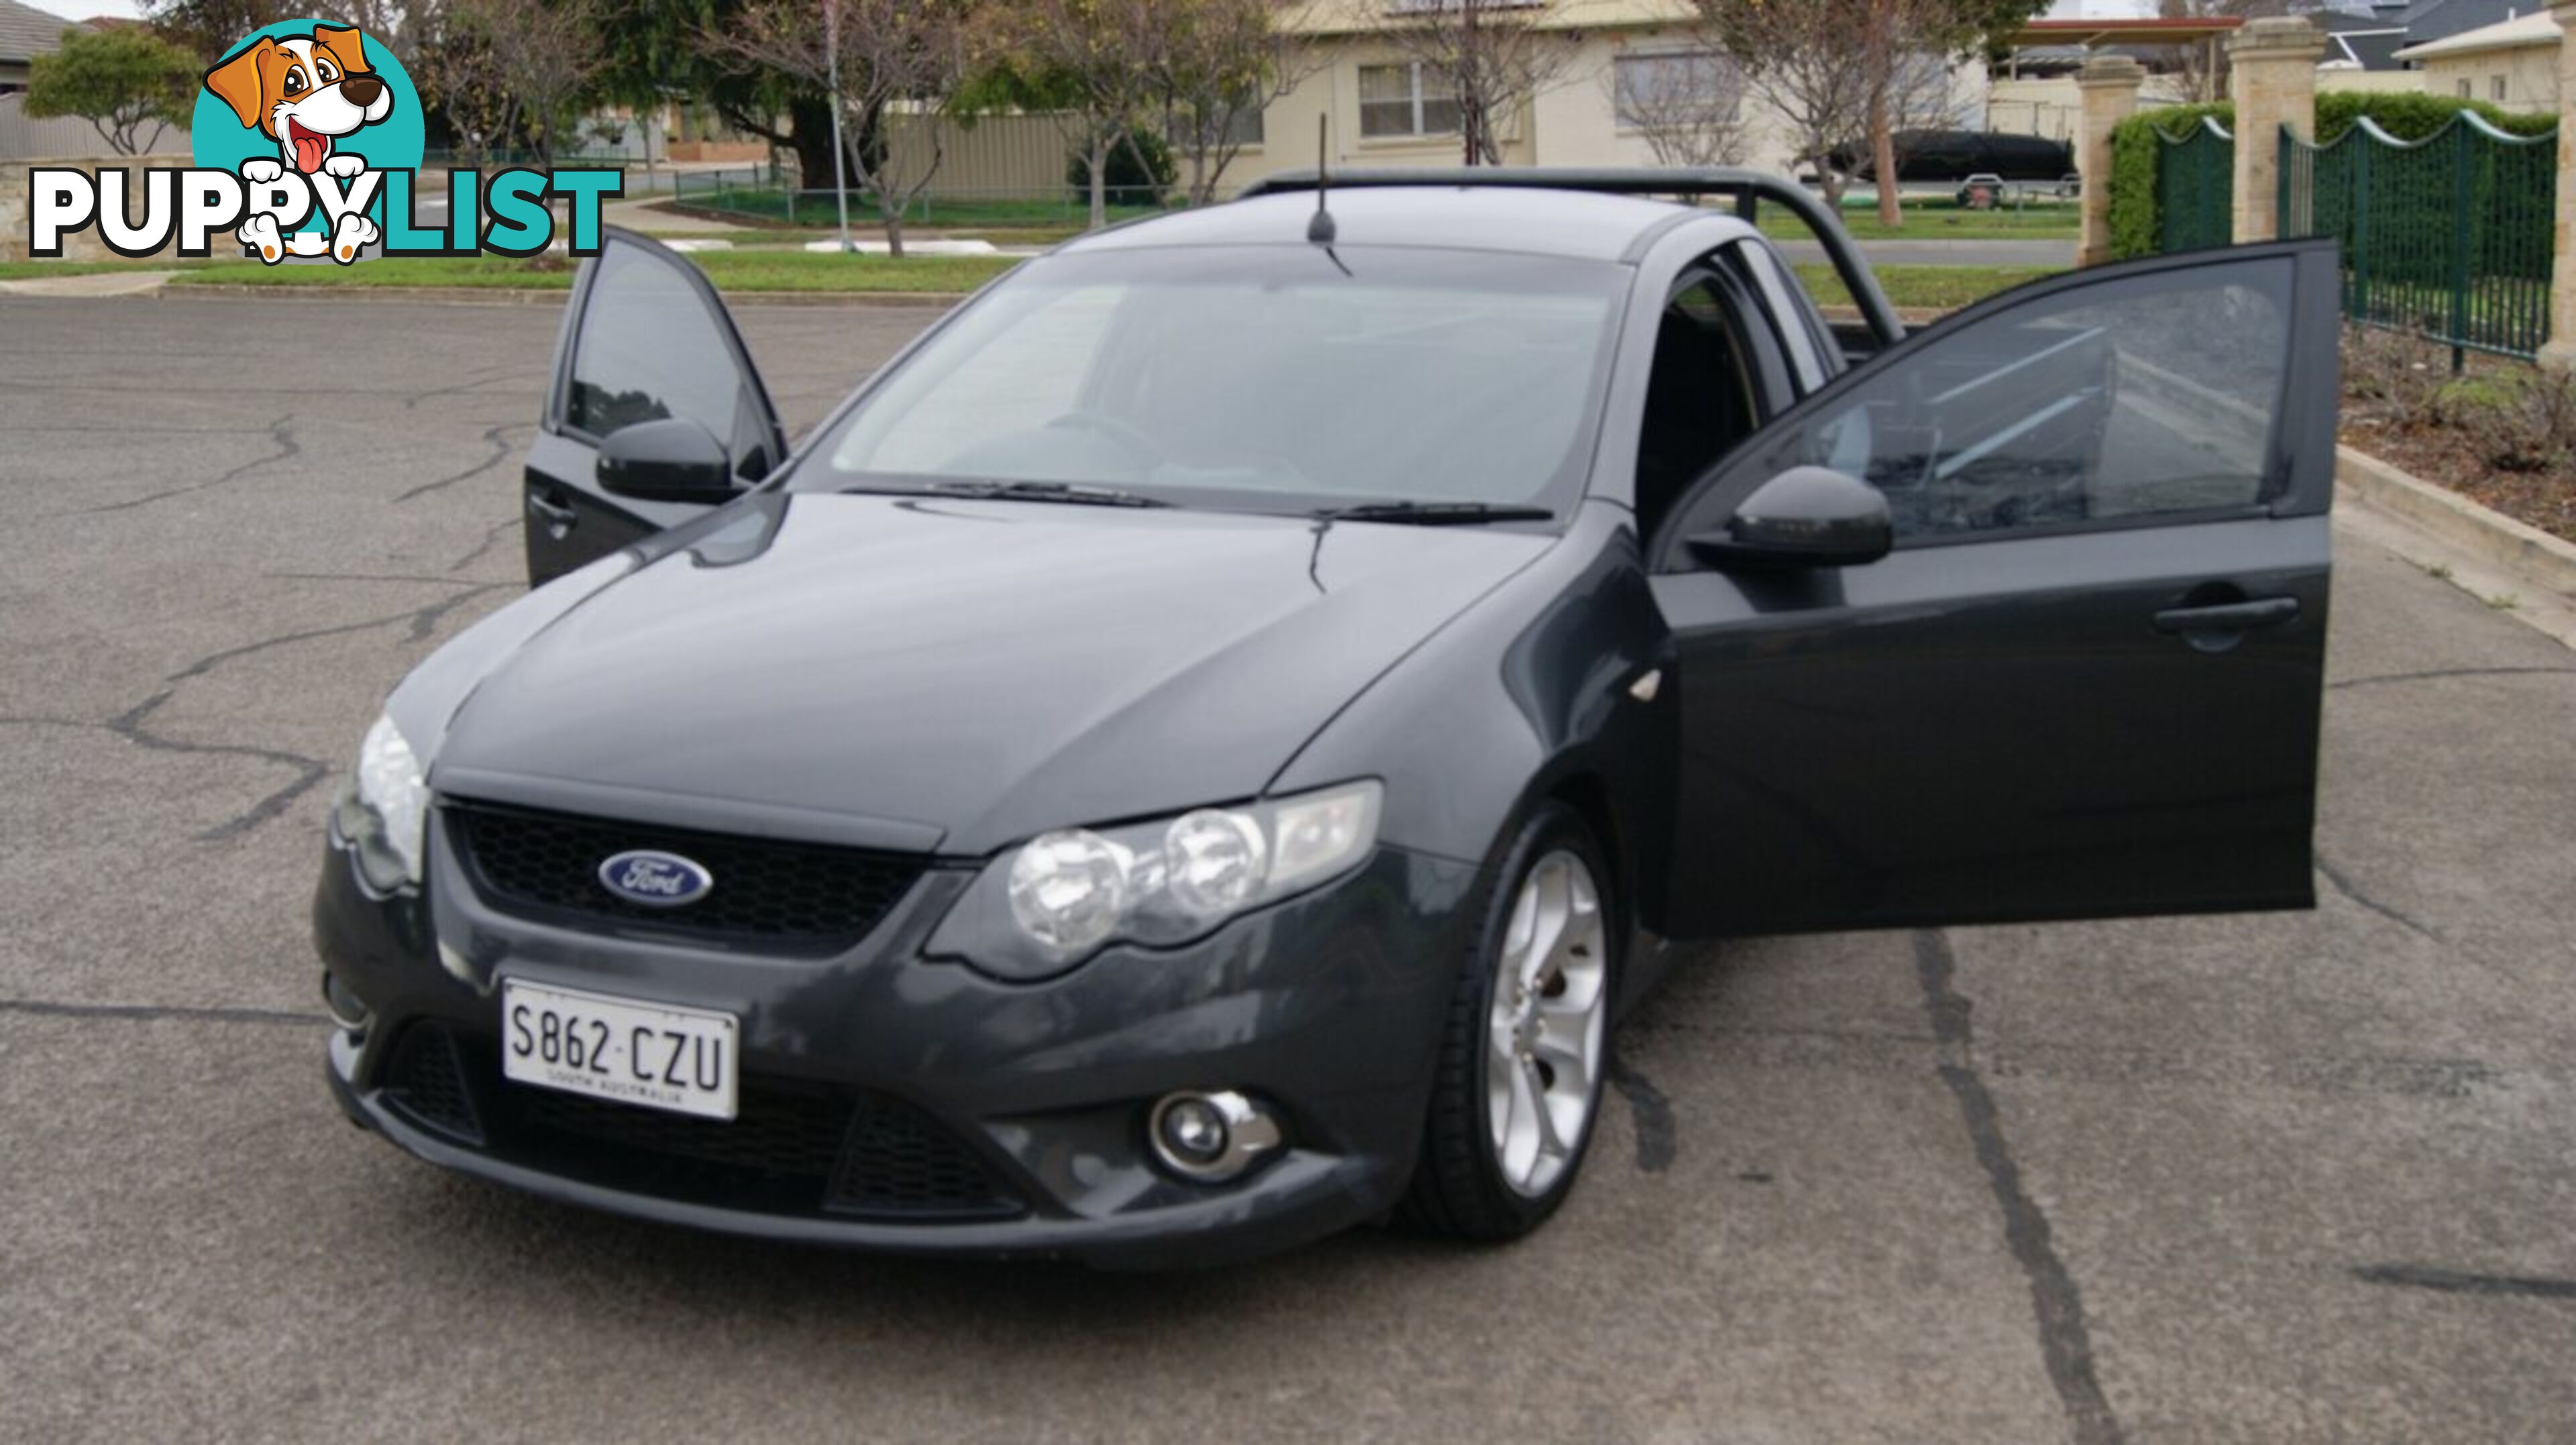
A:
1059 186 1756 264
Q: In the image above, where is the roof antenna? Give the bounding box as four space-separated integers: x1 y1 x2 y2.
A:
1307 114 1336 246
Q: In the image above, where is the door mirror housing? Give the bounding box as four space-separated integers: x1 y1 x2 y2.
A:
596 417 738 504
1687 466 1892 570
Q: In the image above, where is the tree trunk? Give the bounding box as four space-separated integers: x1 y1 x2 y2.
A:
1872 88 1901 229
1813 152 1847 208
881 206 905 259
1087 136 1109 230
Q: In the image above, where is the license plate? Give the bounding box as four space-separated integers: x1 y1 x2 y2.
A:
500 979 739 1121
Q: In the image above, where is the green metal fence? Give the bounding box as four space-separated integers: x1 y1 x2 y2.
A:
2155 117 2235 254
2279 112 2558 363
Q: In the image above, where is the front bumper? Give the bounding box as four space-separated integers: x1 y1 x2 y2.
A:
314 809 1479 1268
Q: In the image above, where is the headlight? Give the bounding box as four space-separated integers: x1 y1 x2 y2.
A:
333 712 427 892
930 780 1383 979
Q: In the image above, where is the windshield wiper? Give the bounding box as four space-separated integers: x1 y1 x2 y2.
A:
920 478 1174 508
1309 501 1556 526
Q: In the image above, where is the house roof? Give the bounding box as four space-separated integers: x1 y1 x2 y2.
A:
0 0 73 64
2393 10 2561 62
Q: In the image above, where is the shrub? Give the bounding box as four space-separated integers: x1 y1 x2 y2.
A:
1067 125 1176 205
2434 370 2576 475
2108 101 2231 260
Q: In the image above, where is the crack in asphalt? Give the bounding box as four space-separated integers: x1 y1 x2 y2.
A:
80 414 298 515
1604 1051 1677 1174
1915 928 2125 1445
2316 855 2445 944
395 421 527 502
402 365 547 411
3 580 510 842
2329 666 2576 692
109 690 335 840
2352 1265 2576 1301
0 998 323 1027
447 514 523 574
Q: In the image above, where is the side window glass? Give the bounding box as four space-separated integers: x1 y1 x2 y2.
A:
1635 278 1761 538
567 244 751 453
1729 243 1829 392
1746 259 2293 539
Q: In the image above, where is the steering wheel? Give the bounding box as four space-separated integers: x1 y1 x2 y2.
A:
1046 411 1167 469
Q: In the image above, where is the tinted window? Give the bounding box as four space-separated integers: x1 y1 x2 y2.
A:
812 246 1629 514
567 245 751 452
1748 259 2292 539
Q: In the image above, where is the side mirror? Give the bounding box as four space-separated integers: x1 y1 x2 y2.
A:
597 417 737 504
1687 466 1892 570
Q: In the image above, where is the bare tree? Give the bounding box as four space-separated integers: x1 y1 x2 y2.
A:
710 0 984 257
1705 0 2018 225
1371 0 1579 167
1699 0 1873 205
452 0 612 169
1603 44 1747 169
2157 0 2296 103
1009 0 1167 229
1152 0 1324 206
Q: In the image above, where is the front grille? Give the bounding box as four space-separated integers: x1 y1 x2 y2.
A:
447 800 924 952
382 1024 482 1142
380 1026 1026 1222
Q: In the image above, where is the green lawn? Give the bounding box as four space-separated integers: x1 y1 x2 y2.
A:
1760 199 2079 244
1797 263 2059 313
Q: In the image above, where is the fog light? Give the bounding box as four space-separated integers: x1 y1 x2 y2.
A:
1147 1089 1283 1183
321 971 370 1034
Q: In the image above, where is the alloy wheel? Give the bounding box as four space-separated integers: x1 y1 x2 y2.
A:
1485 849 1608 1199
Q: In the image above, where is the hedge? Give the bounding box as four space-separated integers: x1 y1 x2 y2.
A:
2108 101 2233 260
2105 91 2559 261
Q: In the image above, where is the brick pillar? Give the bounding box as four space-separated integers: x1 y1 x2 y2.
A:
2076 55 2145 268
2538 1 2576 371
2226 17 2323 244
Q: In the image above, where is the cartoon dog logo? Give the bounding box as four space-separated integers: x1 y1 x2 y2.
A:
203 24 390 264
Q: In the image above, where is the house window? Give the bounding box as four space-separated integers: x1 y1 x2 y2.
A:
1613 52 1744 131
2491 74 2508 102
1358 62 1461 138
2457 78 2473 99
1173 99 1264 150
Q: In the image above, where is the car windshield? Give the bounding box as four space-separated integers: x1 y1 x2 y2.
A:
798 244 1630 517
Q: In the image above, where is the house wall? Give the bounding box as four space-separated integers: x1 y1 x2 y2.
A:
2415 44 2559 113
1205 27 1994 199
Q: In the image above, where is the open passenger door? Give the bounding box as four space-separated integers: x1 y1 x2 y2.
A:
1647 242 2341 937
522 228 787 586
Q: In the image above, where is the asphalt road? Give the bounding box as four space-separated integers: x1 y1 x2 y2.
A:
3 295 2573 1444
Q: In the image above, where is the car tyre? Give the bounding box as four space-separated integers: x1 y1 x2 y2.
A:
1400 802 1616 1242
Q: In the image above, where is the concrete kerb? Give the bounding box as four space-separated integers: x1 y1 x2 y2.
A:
2337 445 2576 614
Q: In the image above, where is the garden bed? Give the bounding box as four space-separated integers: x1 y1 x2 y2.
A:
2341 327 2576 543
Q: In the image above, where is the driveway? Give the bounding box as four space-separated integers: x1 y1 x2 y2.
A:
2 295 2570 1443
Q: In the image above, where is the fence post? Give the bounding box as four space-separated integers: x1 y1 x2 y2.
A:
2077 55 2146 267
2227 17 2324 244
2537 1 2576 371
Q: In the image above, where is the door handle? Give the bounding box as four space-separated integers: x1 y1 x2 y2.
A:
527 492 578 532
2153 596 2298 636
